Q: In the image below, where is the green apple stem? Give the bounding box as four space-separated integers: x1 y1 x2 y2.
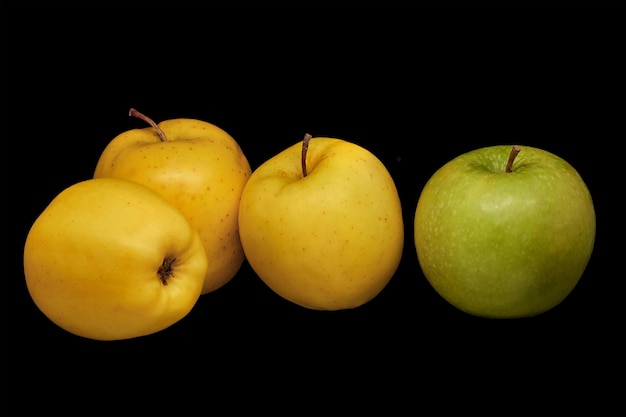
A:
505 145 521 173
302 133 312 177
129 108 168 142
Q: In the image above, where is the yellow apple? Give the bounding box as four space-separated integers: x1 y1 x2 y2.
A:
238 134 404 310
94 109 252 294
23 178 208 341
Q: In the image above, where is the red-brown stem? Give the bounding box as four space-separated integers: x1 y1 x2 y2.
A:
302 133 312 177
505 145 521 173
129 108 168 142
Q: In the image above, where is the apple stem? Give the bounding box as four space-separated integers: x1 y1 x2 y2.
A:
129 108 168 142
505 145 521 173
157 256 176 285
301 133 312 177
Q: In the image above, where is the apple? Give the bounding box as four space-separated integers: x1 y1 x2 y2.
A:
23 178 208 341
238 134 404 310
414 145 596 318
94 109 252 294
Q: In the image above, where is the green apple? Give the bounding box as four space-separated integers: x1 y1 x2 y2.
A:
238 134 404 310
414 145 596 318
23 178 208 341
94 109 251 294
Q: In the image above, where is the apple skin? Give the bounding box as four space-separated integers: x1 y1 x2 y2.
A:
238 137 404 310
23 178 208 341
94 117 251 294
414 145 596 318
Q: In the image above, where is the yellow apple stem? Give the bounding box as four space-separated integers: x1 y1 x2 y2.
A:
505 145 521 173
157 256 176 285
301 133 312 177
129 108 168 142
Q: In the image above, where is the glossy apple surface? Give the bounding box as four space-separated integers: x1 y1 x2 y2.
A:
94 110 251 294
238 136 404 310
23 178 208 340
414 145 596 318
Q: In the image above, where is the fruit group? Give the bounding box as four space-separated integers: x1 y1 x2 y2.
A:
238 134 404 310
414 145 596 318
23 178 208 340
94 109 251 294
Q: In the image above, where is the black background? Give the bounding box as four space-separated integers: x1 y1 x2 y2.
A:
3 1 625 415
